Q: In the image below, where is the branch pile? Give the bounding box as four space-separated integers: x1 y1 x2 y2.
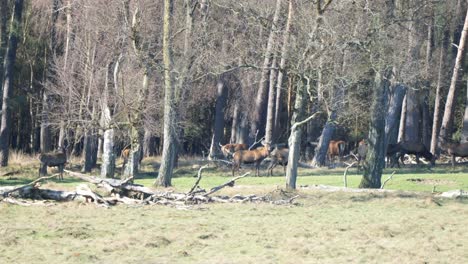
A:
0 167 299 207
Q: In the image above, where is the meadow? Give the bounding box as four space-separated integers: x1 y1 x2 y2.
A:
1 152 468 263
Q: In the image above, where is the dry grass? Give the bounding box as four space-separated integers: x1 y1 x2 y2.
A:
8 150 38 167
0 190 467 263
2 155 468 263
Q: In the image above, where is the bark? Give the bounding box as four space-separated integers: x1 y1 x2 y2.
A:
462 80 468 143
209 75 228 159
397 95 407 142
100 64 115 178
250 0 282 141
404 88 420 142
286 78 307 190
123 127 142 179
440 8 468 141
40 89 51 153
58 0 72 149
237 114 249 145
385 84 406 146
40 0 60 153
156 0 176 187
359 70 390 188
274 0 293 134
143 129 158 157
0 0 23 166
82 130 98 173
265 56 277 144
421 97 431 147
311 113 336 167
430 48 446 153
0 0 8 90
230 101 240 143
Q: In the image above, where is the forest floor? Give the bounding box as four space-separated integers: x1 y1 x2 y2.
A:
1 153 468 263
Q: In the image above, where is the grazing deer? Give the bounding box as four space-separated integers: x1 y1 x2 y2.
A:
267 146 289 176
439 140 468 167
391 141 435 167
232 141 272 177
38 147 67 180
219 143 248 158
327 140 346 163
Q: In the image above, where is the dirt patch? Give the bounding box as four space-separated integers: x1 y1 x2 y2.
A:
406 178 456 186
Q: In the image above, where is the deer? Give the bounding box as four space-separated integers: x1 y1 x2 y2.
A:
121 147 143 172
38 147 67 180
267 146 289 176
232 141 272 177
391 141 435 167
219 143 248 158
438 139 468 167
327 140 346 163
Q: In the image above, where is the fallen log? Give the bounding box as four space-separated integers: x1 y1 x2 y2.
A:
204 172 250 196
1 174 59 198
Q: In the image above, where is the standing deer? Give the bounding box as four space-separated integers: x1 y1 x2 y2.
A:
267 146 289 176
327 140 346 163
439 140 468 167
38 147 67 180
232 141 272 177
219 143 248 158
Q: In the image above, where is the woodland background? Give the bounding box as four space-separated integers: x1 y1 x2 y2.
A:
0 0 467 188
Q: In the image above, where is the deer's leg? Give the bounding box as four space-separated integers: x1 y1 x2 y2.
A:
39 164 47 176
452 155 456 167
59 165 64 180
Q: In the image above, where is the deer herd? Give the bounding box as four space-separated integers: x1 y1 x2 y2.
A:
37 137 468 180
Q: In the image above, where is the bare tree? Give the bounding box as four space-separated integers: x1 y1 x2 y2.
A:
0 0 23 166
156 0 176 187
439 8 468 141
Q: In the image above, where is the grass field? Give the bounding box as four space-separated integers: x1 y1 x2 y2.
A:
1 154 468 263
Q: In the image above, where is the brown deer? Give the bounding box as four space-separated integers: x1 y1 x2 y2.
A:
327 140 346 162
219 143 248 158
439 140 468 167
232 142 272 177
121 147 143 172
267 146 289 176
38 148 67 180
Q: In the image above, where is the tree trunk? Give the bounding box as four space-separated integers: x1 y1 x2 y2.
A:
100 64 115 178
359 70 390 188
403 88 420 142
123 126 142 179
40 89 51 153
0 0 8 91
230 101 240 143
274 0 293 135
250 0 282 141
58 0 72 149
462 80 468 143
209 75 228 159
82 130 94 173
397 95 407 142
156 0 176 187
265 56 277 144
430 47 447 153
143 129 158 157
286 78 307 190
0 0 23 166
311 113 336 167
439 8 468 141
385 84 406 146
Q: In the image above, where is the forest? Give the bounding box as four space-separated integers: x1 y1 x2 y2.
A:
0 0 467 189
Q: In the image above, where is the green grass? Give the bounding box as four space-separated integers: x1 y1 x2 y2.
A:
2 156 468 193
1 155 468 263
